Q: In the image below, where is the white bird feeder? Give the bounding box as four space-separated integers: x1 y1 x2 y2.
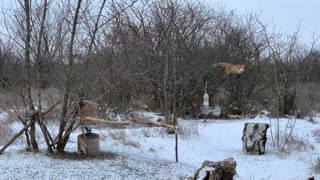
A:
203 93 209 109
201 81 210 120
203 81 209 110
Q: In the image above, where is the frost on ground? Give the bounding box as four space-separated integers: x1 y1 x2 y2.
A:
0 151 193 180
0 111 320 180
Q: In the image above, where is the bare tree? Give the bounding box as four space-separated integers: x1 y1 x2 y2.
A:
56 0 83 152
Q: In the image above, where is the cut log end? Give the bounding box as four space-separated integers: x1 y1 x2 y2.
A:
242 123 269 155
194 159 237 180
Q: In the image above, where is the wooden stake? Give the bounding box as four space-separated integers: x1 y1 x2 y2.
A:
175 127 178 162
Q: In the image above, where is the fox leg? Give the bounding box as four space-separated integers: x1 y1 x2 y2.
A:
236 74 241 79
220 68 227 80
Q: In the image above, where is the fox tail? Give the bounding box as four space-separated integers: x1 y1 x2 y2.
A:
210 62 228 68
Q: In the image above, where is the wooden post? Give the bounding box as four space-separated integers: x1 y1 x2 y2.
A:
203 81 209 123
175 127 178 162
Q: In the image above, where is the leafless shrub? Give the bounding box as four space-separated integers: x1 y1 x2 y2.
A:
281 135 314 153
269 117 298 153
127 124 199 139
126 123 199 139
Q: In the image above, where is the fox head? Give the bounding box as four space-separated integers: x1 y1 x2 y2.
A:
237 65 245 73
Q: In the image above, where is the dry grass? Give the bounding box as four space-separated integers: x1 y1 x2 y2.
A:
308 116 316 124
312 129 320 143
128 124 199 140
313 158 320 174
129 127 167 138
108 130 140 148
0 123 14 146
281 135 314 153
48 151 119 160
125 124 199 140
109 130 126 140
103 124 199 148
178 124 199 139
122 139 140 147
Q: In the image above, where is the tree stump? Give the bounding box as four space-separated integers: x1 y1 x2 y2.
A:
77 133 100 156
193 158 237 180
242 123 269 155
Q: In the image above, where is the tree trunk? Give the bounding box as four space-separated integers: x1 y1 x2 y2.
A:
35 0 53 153
29 116 39 151
163 55 169 123
23 0 38 152
57 0 83 152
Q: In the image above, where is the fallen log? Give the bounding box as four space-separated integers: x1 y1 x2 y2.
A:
193 158 237 180
84 117 175 129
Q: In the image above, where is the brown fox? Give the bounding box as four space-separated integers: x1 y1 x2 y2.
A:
211 62 245 79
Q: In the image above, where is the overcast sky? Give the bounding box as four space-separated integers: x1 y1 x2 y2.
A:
208 0 320 44
1 0 319 44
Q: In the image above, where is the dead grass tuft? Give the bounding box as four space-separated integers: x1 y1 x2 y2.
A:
48 151 119 160
312 129 320 143
308 116 316 124
312 158 320 174
282 135 314 153
178 124 199 139
109 130 140 148
0 123 14 145
129 127 166 138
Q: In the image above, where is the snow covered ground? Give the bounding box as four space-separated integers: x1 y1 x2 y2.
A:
0 110 8 122
0 111 320 180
